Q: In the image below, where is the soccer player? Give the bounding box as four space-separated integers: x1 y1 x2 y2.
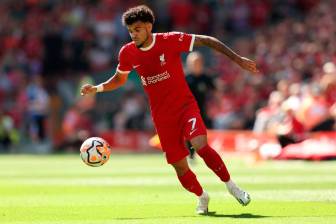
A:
81 5 258 214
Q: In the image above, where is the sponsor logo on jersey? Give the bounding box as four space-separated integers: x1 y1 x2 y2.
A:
142 71 170 86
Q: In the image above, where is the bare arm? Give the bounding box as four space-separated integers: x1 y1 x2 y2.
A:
80 71 129 96
194 35 259 74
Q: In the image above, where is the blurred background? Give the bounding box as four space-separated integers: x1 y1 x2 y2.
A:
0 0 335 157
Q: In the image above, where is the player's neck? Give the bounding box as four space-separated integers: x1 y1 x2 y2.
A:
142 33 153 48
139 33 156 51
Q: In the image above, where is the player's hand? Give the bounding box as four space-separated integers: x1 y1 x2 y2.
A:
80 84 97 96
238 57 259 74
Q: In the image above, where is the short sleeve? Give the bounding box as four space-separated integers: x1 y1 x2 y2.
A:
117 45 132 74
166 32 195 53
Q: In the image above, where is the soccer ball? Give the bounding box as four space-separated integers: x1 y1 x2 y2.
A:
80 137 111 167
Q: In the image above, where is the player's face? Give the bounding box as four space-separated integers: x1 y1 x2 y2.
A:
127 21 152 48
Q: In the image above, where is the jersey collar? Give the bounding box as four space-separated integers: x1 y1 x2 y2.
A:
140 34 156 51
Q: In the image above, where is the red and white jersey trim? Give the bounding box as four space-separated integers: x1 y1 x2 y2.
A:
189 34 195 51
140 34 157 51
116 68 130 74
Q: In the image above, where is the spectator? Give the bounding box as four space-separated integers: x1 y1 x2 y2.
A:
297 83 335 132
186 52 215 128
253 91 284 133
113 90 148 131
61 103 93 152
0 111 19 152
271 100 306 148
26 75 50 142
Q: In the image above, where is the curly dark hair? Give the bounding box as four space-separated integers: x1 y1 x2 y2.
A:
122 5 155 26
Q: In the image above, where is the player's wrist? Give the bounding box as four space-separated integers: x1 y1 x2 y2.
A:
95 84 104 92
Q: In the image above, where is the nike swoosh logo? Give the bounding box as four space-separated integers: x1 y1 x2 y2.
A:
190 129 198 135
133 65 141 68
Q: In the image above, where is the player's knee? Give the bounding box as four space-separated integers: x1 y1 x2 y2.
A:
174 166 189 176
172 159 189 176
190 135 207 151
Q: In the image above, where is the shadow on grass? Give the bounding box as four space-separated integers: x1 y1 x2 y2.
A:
204 212 269 218
113 212 269 220
113 216 195 221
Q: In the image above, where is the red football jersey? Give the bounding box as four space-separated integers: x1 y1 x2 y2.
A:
117 32 198 123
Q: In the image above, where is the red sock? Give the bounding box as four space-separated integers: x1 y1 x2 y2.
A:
177 169 203 196
197 144 231 182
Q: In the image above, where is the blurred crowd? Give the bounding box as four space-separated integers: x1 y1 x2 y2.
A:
0 0 335 152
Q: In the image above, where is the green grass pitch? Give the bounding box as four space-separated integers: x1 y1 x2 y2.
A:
0 153 335 224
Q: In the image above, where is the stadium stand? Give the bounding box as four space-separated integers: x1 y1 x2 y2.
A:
0 0 335 154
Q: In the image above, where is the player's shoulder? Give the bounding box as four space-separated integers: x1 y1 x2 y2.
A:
154 32 166 40
157 31 186 40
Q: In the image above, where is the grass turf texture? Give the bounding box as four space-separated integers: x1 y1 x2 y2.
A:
0 154 335 224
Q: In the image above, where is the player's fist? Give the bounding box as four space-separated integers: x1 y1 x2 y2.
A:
238 57 259 74
80 84 97 96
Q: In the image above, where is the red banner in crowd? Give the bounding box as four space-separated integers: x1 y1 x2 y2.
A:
100 131 156 152
100 130 336 160
277 132 336 160
207 130 276 152
100 130 277 152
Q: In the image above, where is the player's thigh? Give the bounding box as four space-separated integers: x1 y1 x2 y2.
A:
182 110 207 141
156 124 189 164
